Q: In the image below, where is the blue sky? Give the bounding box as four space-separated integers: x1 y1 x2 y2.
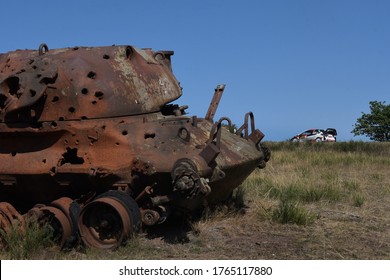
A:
1 0 389 141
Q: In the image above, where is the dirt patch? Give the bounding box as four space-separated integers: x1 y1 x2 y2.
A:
125 199 389 260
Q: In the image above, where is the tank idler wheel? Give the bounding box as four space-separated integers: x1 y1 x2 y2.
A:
0 202 25 236
78 191 141 249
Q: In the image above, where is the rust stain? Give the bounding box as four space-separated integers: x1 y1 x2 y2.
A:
0 43 270 249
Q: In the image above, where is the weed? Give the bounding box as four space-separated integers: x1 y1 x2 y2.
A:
0 218 54 259
323 184 342 202
352 194 365 207
272 198 316 225
231 186 246 209
343 180 360 192
303 187 324 202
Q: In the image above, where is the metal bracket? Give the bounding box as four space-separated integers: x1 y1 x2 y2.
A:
236 112 264 145
205 84 225 121
199 119 223 165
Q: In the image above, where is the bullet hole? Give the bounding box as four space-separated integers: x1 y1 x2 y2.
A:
144 133 155 139
36 74 42 78
5 76 20 96
94 91 104 99
88 135 98 145
115 142 120 146
64 139 68 144
87 71 96 79
50 121 58 128
101 125 106 130
68 107 76 113
30 89 36 97
122 130 128 136
32 65 37 70
42 159 47 163
81 88 88 95
40 74 58 85
52 96 59 103
59 117 65 121
73 47 79 51
50 166 57 175
103 54 110 59
91 101 97 105
11 152 16 157
81 116 88 120
126 46 133 58
60 147 85 165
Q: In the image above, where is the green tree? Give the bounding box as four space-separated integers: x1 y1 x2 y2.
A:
352 101 390 142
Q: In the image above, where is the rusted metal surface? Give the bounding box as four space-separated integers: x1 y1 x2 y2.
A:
0 202 25 235
0 45 181 122
205 84 225 121
25 197 78 248
78 190 141 249
0 43 270 250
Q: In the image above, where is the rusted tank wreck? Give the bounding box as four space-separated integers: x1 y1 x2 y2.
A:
0 44 270 249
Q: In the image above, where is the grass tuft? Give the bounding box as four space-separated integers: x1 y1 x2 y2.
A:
0 218 54 259
272 198 316 225
352 194 365 207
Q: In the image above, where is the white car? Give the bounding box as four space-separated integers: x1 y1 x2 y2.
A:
290 128 337 142
291 129 324 142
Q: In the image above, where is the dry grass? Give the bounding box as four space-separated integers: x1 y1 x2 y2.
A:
1 141 389 259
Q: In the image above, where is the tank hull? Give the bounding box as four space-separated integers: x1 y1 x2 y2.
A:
0 113 263 210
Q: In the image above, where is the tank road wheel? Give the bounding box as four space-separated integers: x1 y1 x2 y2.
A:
38 206 73 248
78 191 141 249
50 197 80 248
26 198 79 248
50 197 74 218
0 202 25 236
